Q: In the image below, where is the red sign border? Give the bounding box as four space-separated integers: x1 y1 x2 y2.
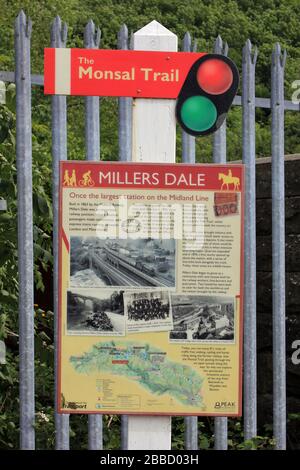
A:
57 161 245 417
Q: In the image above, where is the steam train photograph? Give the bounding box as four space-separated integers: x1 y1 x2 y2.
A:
70 236 176 288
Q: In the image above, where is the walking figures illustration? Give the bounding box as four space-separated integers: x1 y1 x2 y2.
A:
63 170 70 186
63 169 77 187
69 170 77 186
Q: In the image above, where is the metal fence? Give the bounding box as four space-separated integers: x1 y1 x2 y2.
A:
0 10 291 450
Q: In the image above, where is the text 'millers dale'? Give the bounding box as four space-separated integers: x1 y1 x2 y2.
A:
58 161 244 416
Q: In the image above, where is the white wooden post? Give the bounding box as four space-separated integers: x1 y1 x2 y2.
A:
127 20 177 450
132 21 177 163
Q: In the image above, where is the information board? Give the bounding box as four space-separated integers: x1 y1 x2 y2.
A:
58 161 244 416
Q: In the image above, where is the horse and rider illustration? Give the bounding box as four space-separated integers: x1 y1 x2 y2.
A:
218 170 240 190
63 169 95 187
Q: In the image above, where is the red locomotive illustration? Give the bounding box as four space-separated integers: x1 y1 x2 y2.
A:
214 192 239 217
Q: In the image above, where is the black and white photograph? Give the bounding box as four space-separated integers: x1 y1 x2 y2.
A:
169 295 235 343
70 236 176 288
67 288 125 336
124 290 173 333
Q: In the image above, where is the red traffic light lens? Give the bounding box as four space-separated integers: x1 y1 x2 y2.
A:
196 58 233 95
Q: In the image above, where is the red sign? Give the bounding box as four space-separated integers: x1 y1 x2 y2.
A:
44 49 205 98
60 160 244 192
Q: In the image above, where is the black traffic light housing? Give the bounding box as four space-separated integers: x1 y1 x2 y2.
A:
176 53 239 137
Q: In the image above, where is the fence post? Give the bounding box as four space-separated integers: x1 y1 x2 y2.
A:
212 34 228 451
84 19 103 450
117 22 131 450
127 21 176 449
181 30 198 452
271 43 287 450
85 21 101 161
0 199 7 366
0 80 5 104
0 200 7 211
118 24 132 162
181 32 196 164
15 10 35 451
242 39 258 440
51 15 70 450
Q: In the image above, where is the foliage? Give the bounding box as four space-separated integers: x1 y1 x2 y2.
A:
0 0 299 449
171 417 276 450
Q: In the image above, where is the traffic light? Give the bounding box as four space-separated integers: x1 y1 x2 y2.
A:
176 54 239 137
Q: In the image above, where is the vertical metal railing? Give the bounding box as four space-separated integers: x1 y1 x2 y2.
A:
212 35 229 451
117 23 131 450
118 24 132 163
242 39 258 440
51 15 70 450
85 21 101 161
181 31 198 451
271 43 286 450
181 32 196 165
15 10 35 450
84 19 103 450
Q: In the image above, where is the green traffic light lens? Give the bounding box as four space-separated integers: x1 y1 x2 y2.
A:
180 96 217 132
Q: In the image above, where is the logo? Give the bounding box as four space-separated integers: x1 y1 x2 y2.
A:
61 393 87 410
218 170 240 191
214 401 235 409
63 169 95 187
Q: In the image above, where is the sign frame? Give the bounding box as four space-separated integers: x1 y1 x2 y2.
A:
57 160 244 417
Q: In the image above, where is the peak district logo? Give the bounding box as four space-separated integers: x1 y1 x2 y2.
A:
214 401 235 409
